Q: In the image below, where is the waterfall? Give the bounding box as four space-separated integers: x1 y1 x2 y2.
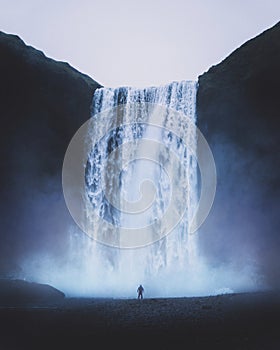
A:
72 80 200 296
25 80 259 297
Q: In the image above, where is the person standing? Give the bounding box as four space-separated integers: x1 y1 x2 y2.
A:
137 284 144 299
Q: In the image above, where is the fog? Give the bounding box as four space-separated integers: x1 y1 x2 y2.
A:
21 224 263 298
5 143 269 298
17 140 266 298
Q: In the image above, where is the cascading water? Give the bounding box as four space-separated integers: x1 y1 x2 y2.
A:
71 80 201 296
23 80 261 297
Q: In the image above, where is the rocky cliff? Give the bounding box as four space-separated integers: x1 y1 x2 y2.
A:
0 23 279 289
0 32 101 275
0 279 65 306
197 22 280 287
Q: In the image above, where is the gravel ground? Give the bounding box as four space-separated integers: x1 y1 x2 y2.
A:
0 291 280 350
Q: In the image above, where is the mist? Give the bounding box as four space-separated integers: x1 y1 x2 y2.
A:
19 221 263 298
17 136 266 298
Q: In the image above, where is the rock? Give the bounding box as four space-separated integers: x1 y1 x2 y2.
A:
0 31 101 273
0 279 65 306
197 22 280 288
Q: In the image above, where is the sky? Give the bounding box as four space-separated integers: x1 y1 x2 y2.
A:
0 0 279 87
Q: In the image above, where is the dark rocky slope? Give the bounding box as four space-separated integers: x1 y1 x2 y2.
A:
197 22 280 288
0 279 64 306
0 32 101 275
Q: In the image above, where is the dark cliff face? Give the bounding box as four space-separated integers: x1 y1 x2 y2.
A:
1 24 279 290
197 22 280 288
0 32 101 275
0 279 65 306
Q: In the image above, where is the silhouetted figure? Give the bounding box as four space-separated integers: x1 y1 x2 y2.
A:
137 284 144 299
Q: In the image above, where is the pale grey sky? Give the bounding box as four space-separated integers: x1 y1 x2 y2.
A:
0 0 279 87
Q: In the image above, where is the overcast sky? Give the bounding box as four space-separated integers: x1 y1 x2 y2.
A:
0 0 279 87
